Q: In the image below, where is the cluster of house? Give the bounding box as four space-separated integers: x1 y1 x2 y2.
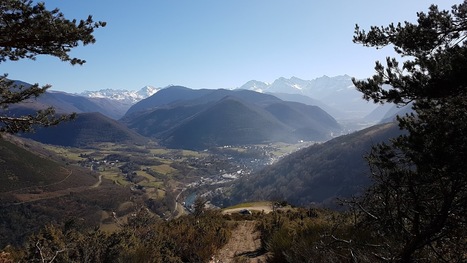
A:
77 155 119 171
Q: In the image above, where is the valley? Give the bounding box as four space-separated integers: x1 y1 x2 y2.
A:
0 79 392 248
49 140 314 209
0 134 314 247
1 1 465 260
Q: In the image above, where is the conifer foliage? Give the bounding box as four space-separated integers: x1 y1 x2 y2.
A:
351 1 467 261
0 0 105 133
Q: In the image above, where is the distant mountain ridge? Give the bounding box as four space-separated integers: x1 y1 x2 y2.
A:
9 89 126 120
12 77 380 121
80 86 159 104
8 80 159 119
122 86 342 150
239 75 378 119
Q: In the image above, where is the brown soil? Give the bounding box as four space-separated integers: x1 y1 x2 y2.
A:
210 220 268 263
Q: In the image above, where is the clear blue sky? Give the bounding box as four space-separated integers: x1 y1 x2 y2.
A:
2 0 460 93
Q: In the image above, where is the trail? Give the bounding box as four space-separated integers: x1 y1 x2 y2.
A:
173 188 184 213
210 220 268 263
90 174 103 188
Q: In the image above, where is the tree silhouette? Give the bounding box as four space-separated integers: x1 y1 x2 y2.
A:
352 1 467 261
0 0 105 133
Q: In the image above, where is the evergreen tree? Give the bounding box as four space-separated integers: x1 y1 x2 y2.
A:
352 1 467 261
0 0 105 133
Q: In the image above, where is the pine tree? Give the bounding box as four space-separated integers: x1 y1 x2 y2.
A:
0 0 105 133
352 1 467 261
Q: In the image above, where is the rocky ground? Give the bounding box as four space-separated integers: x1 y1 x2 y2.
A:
210 220 268 263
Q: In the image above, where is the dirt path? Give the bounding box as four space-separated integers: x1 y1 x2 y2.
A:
90 174 102 188
222 206 273 215
210 220 268 263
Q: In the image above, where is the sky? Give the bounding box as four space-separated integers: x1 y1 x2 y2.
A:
2 0 461 93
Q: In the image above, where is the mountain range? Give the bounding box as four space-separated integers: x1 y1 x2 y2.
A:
79 86 159 105
239 75 378 119
1 76 412 250
8 81 159 119
122 86 342 150
11 76 381 121
7 76 406 150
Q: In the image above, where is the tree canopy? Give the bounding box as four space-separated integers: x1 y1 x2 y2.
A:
351 1 467 262
0 0 105 133
352 2 467 105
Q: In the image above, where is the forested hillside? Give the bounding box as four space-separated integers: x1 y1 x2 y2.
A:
21 112 148 147
228 122 401 206
123 87 341 149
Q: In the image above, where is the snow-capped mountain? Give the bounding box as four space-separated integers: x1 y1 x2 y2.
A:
240 75 353 99
268 76 310 94
80 86 159 104
239 75 378 119
240 80 270 93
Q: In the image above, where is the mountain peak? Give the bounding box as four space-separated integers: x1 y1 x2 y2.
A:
238 80 269 93
290 76 305 82
237 75 377 118
80 86 160 104
136 85 159 97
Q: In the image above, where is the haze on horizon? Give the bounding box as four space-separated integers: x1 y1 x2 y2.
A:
4 0 459 93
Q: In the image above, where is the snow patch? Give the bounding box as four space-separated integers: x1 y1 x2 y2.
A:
80 86 160 104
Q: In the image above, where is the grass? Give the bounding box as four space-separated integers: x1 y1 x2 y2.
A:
156 189 166 198
117 201 136 213
149 148 170 155
100 171 130 186
269 142 311 157
34 142 180 197
225 201 272 209
139 181 163 189
94 142 120 149
151 164 176 175
181 149 206 157
135 170 155 180
42 144 100 161
222 147 248 153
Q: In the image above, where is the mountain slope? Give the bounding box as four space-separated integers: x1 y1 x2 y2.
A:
125 86 213 115
380 103 414 123
125 103 209 137
123 86 342 149
228 122 402 206
160 97 292 149
264 101 340 140
9 80 159 119
37 91 116 115
21 112 148 147
124 87 284 117
0 135 133 248
0 136 77 193
364 103 395 122
239 75 378 119
9 87 125 119
269 92 345 119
